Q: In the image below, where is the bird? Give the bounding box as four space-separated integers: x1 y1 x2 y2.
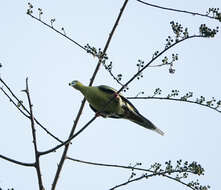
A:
69 80 164 136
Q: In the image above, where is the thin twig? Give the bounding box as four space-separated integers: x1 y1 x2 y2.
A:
27 14 87 53
34 118 63 143
110 174 146 190
39 116 97 156
51 1 129 188
0 78 30 116
0 77 63 143
103 65 124 87
0 154 34 167
161 173 194 190
137 0 217 20
148 63 168 67
24 78 44 190
0 86 30 118
109 171 195 190
110 171 195 190
66 157 152 172
66 157 195 190
127 96 221 113
117 35 203 95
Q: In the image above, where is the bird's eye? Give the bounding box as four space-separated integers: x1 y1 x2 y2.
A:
69 81 76 86
71 81 77 86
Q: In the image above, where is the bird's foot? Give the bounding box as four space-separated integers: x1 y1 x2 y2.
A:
95 112 101 117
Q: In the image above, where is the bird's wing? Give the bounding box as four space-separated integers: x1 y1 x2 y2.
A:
97 85 117 95
119 95 140 114
98 85 139 113
97 85 140 116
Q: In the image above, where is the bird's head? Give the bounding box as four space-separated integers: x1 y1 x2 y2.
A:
69 80 83 90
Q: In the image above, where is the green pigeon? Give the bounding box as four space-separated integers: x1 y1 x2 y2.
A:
69 80 164 136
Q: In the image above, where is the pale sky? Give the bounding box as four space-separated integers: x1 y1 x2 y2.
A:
0 0 221 189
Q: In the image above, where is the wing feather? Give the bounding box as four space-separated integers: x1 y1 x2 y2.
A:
119 95 140 114
97 85 117 95
98 85 139 114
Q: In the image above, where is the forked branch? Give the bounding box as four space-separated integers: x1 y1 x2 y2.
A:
0 77 63 143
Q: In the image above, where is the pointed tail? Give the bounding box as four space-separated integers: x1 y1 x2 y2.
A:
125 111 165 136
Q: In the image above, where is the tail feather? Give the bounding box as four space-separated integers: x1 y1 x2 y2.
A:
153 127 165 136
124 111 165 136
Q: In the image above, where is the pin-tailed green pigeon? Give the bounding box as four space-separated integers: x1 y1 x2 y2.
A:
69 80 164 136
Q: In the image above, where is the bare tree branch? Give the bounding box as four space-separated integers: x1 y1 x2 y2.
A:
127 96 221 113
0 77 30 116
137 0 220 21
23 78 45 190
27 12 88 54
0 154 34 167
116 35 203 95
39 116 97 156
110 174 146 190
0 86 30 118
66 157 152 172
109 171 195 190
66 157 200 190
161 174 195 190
0 77 63 143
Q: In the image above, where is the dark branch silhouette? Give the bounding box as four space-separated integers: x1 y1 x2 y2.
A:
137 0 221 21
0 77 63 143
23 78 44 190
127 96 221 114
0 154 34 167
39 116 97 156
27 10 88 54
67 157 208 190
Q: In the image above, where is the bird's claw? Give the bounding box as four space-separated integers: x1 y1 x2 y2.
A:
95 112 107 118
95 112 101 117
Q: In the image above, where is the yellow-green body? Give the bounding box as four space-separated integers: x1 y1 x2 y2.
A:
69 80 164 136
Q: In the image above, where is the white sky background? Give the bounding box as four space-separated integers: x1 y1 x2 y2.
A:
0 0 221 189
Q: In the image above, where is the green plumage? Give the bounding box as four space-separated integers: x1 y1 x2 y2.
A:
69 80 164 136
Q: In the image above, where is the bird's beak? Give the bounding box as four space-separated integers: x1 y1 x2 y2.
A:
68 82 72 86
